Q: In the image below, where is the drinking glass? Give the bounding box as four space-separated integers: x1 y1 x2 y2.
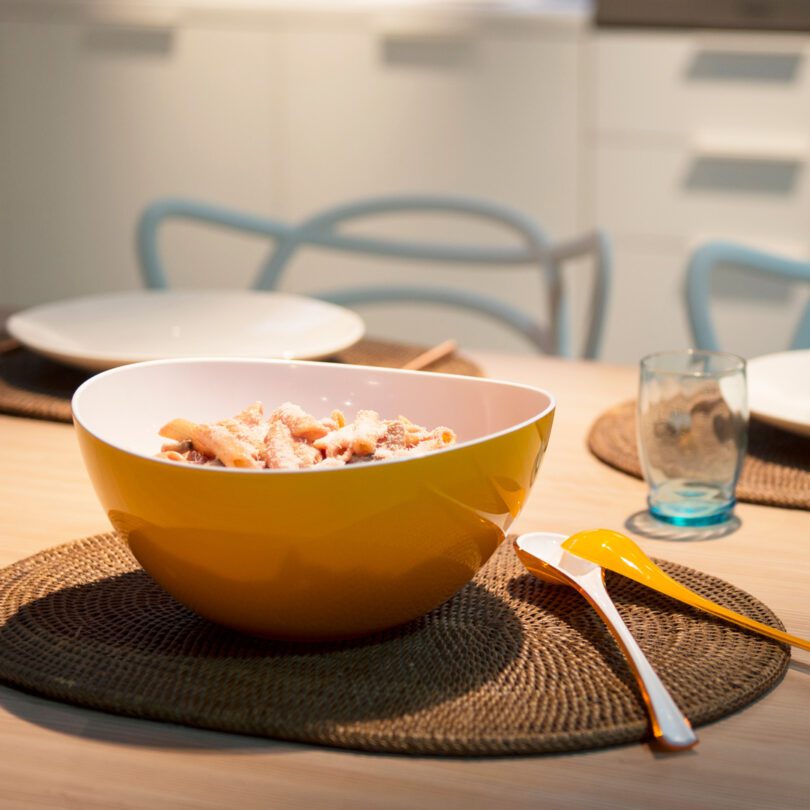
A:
638 350 748 526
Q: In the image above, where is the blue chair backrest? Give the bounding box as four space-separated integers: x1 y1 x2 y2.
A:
138 195 611 358
686 241 810 351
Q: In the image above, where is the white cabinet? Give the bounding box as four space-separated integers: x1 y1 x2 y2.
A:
282 17 581 232
276 13 583 352
593 30 810 137
4 8 806 361
587 28 810 362
593 141 810 244
0 18 285 303
0 7 586 355
598 247 808 361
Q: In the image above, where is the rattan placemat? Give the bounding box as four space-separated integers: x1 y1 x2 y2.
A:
588 400 810 510
0 340 483 424
0 533 789 755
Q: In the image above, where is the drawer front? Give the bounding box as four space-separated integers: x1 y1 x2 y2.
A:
600 248 692 363
283 25 582 236
592 142 810 244
600 246 810 364
591 30 810 137
0 21 286 304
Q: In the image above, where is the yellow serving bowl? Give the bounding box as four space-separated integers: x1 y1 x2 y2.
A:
73 358 554 640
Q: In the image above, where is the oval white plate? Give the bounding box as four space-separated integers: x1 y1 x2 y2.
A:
7 290 366 372
748 349 810 438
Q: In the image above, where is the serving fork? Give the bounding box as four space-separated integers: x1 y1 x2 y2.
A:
515 531 698 752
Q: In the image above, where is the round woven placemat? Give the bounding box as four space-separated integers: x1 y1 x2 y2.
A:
0 533 789 755
0 339 483 424
588 400 810 511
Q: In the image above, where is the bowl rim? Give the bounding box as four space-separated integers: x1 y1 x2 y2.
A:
72 356 556 476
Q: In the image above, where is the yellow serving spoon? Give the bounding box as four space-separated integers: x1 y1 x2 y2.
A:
562 529 810 653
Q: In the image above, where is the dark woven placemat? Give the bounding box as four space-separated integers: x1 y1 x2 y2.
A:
588 400 810 511
0 533 789 755
0 340 483 424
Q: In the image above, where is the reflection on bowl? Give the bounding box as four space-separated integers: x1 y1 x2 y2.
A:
73 358 554 640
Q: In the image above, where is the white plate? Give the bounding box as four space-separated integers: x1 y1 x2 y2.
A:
7 290 366 372
747 349 810 438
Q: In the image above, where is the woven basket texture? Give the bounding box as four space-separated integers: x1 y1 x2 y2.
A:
0 534 789 755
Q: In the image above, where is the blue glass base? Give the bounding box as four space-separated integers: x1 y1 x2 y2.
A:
649 499 735 527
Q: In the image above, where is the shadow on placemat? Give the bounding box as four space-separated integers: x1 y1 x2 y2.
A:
0 571 521 728
0 534 790 756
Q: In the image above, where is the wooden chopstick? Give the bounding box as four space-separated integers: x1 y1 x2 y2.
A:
401 339 458 371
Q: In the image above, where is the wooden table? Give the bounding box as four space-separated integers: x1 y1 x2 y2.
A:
0 353 807 809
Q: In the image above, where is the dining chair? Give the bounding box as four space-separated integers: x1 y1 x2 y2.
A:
137 195 612 358
686 241 810 351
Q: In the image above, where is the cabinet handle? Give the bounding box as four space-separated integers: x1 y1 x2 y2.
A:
374 11 479 41
692 133 807 163
693 32 806 57
687 35 805 84
81 3 180 31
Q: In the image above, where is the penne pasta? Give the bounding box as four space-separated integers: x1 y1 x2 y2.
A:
159 417 198 443
157 402 456 470
194 424 263 469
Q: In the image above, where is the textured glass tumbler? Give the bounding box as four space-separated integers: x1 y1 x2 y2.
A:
638 350 748 527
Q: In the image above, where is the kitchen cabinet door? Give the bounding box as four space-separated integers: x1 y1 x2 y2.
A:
276 16 584 353
282 20 581 229
0 19 284 306
601 243 810 363
592 29 810 138
592 141 810 244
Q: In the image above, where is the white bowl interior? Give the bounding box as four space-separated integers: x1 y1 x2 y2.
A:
73 359 554 463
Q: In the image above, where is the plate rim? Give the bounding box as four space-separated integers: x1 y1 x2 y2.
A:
7 289 366 372
747 348 810 437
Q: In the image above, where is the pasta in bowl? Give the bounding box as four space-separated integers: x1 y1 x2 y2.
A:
156 401 457 469
72 358 555 640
